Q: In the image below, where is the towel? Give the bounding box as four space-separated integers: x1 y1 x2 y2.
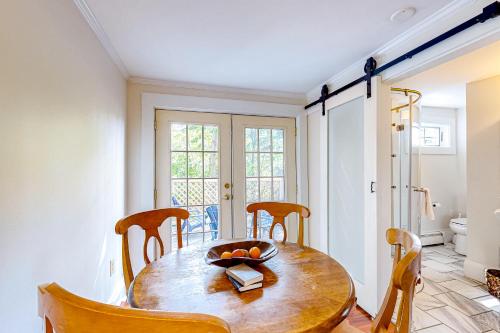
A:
420 187 435 220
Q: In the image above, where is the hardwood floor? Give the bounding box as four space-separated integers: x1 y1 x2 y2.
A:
347 306 372 332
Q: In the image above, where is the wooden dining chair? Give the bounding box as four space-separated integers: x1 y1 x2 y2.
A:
38 283 231 333
246 202 311 247
115 208 189 290
333 228 422 333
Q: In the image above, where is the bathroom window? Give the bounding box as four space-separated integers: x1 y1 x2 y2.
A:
420 107 457 154
422 126 441 146
421 123 449 147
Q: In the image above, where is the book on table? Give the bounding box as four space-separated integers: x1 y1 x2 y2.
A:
227 275 263 292
225 263 263 288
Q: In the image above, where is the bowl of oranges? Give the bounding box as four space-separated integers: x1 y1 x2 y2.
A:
205 239 278 267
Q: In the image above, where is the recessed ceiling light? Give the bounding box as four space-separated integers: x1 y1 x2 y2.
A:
390 7 417 22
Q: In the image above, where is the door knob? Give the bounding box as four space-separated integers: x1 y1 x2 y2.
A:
223 194 233 200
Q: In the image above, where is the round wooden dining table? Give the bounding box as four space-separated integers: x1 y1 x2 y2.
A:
129 239 355 333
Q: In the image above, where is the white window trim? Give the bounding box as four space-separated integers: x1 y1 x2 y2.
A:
420 106 457 155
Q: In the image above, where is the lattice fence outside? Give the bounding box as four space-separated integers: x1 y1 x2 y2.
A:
171 179 219 207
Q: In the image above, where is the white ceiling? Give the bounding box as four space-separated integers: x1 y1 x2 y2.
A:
85 0 453 93
396 41 500 108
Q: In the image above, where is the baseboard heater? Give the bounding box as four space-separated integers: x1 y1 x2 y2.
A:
420 231 445 246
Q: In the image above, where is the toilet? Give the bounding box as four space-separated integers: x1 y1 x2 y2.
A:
449 217 467 255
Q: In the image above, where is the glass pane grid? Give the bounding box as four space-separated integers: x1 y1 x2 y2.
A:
244 127 286 236
171 177 219 180
171 123 220 246
171 150 218 153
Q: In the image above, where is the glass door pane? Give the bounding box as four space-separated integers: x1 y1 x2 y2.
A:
170 122 221 247
328 97 365 283
391 90 422 234
244 127 286 239
410 101 422 235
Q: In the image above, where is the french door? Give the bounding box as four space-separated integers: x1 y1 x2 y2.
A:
232 115 297 240
156 111 232 249
155 110 296 251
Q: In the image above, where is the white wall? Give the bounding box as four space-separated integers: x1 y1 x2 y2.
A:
456 106 467 213
464 75 500 281
307 107 328 253
0 0 126 331
419 106 467 234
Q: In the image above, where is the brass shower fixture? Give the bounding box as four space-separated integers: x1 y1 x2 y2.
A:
391 88 422 112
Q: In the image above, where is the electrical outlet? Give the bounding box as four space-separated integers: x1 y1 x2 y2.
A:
109 259 115 277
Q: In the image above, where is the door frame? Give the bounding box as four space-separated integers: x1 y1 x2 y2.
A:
130 92 306 279
137 92 304 214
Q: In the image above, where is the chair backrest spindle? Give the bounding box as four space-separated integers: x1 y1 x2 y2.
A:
246 202 310 247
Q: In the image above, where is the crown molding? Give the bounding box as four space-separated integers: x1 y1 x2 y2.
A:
129 77 307 105
73 0 129 78
306 0 500 102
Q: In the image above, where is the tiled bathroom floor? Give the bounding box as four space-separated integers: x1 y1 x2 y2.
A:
413 243 499 332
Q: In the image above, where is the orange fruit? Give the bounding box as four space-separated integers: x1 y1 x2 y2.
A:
231 249 245 257
240 249 250 257
249 247 261 259
220 251 232 259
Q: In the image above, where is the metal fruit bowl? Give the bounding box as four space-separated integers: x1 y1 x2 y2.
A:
205 239 278 268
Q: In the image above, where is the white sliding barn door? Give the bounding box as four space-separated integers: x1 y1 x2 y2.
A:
326 77 389 316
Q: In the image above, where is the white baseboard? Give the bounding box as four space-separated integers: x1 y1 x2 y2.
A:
419 228 454 246
421 233 444 246
464 258 487 283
